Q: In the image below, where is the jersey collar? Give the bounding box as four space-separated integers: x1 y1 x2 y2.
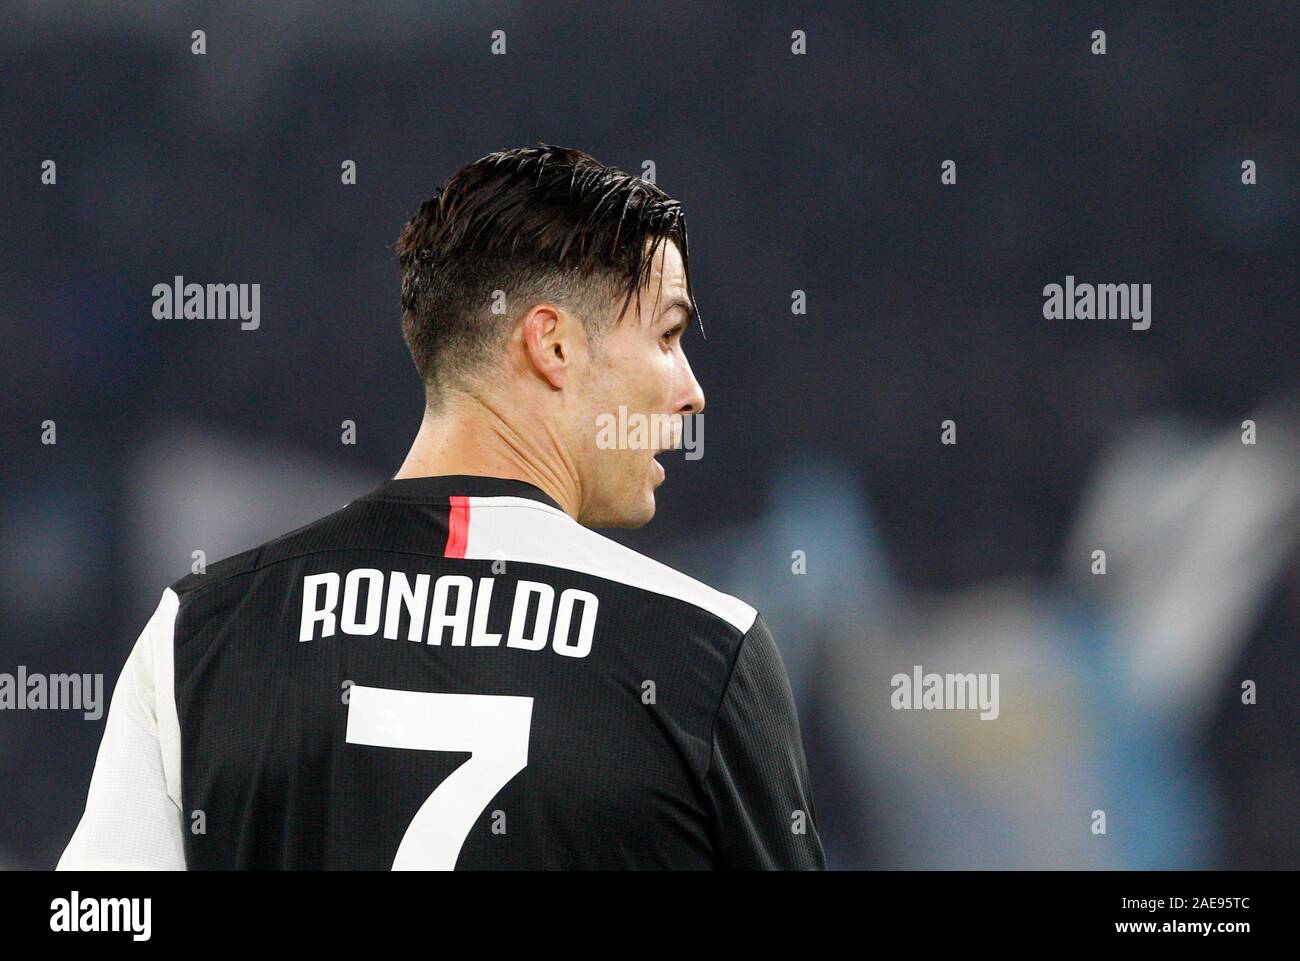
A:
362 473 566 513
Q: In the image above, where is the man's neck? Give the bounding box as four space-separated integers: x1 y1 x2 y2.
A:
394 390 582 520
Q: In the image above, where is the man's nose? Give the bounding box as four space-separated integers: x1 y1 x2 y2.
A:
677 354 705 416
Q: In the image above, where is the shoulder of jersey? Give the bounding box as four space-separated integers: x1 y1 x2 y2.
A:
167 500 358 602
167 495 758 635
458 495 758 635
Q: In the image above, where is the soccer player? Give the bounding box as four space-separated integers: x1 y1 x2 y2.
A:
57 145 826 870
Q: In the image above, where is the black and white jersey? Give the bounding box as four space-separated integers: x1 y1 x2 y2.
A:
58 475 825 870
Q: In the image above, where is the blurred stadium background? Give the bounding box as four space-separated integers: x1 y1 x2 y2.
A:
1 1 1296 869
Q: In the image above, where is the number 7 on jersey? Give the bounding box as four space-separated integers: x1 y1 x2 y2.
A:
346 686 534 870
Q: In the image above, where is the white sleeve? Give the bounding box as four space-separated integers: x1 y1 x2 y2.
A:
57 588 187 870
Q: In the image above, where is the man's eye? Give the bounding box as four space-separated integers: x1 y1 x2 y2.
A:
662 325 683 343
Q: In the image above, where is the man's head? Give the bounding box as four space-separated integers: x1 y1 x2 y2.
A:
396 144 705 528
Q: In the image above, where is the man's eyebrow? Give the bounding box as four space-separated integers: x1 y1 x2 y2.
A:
659 297 696 330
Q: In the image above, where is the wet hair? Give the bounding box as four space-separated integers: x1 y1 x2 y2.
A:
396 143 697 403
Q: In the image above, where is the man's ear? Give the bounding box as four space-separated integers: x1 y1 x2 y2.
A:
521 304 574 390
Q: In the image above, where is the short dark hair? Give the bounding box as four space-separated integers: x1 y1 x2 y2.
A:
396 143 696 402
